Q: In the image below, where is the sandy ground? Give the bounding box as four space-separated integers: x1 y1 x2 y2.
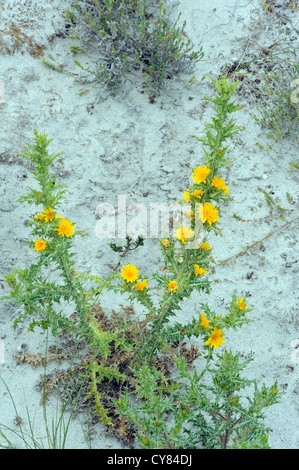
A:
0 0 298 449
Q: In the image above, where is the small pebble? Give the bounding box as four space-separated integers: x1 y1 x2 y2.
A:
262 174 268 180
17 344 28 353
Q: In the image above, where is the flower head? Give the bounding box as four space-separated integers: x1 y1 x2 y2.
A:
168 280 178 292
237 297 249 310
205 327 225 349
194 265 208 276
184 209 194 220
211 176 229 194
182 189 190 203
34 212 45 221
135 279 149 291
175 226 195 244
55 218 75 237
161 239 170 247
34 239 47 252
191 165 211 184
191 188 205 199
198 202 219 226
121 264 139 283
199 312 211 330
201 242 211 251
42 207 55 223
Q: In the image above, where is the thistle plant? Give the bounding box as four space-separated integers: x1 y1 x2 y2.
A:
1 77 281 448
1 132 90 338
115 351 281 449
44 0 203 95
110 78 281 448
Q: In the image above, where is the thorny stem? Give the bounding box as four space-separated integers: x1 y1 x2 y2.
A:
150 251 191 336
211 391 245 449
133 250 191 361
222 408 231 449
213 390 274 449
163 432 175 449
58 253 93 339
210 408 227 421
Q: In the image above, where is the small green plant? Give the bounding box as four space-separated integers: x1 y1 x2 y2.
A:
1 77 282 448
221 47 298 169
44 0 203 96
289 161 299 170
0 334 92 449
109 234 145 257
115 350 281 449
261 189 287 220
254 53 299 142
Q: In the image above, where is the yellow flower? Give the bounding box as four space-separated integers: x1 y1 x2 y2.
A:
272 388 277 394
191 188 205 199
34 212 45 221
42 207 55 223
143 438 148 444
237 297 249 310
175 226 195 244
168 280 178 292
182 189 190 203
55 218 75 237
34 239 47 252
191 165 211 184
201 242 211 251
194 264 207 276
184 209 194 219
121 264 139 283
199 312 211 330
198 202 219 226
205 327 225 349
135 279 149 291
161 239 170 247
211 176 229 194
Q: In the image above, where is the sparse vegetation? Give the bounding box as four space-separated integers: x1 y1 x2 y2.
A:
43 0 203 96
0 78 282 449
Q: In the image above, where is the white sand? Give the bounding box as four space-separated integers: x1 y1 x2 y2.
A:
0 0 298 449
